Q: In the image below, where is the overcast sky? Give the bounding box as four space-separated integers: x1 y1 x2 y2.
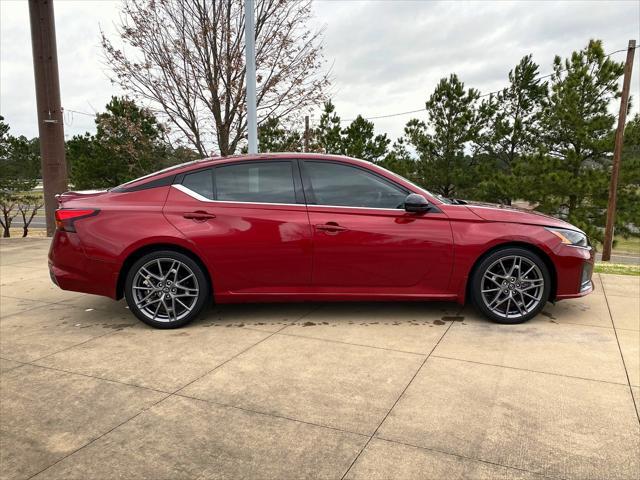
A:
1 0 639 146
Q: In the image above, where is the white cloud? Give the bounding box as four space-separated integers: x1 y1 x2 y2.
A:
1 0 638 146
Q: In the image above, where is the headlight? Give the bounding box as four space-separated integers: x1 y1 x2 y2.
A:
545 227 589 248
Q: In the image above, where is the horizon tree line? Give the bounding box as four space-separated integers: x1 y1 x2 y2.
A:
1 8 638 242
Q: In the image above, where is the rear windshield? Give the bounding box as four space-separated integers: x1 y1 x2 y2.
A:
112 159 208 190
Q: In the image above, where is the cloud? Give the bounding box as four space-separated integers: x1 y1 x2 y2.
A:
1 0 638 145
310 0 639 140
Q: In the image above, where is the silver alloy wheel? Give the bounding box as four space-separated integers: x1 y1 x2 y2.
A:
132 258 200 323
480 255 544 320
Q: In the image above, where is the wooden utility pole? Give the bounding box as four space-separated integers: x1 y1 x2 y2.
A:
304 115 310 152
29 0 68 237
602 39 636 261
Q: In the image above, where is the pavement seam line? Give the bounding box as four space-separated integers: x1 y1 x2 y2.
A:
430 354 630 387
0 295 129 320
20 362 173 395
171 305 319 396
0 357 29 373
25 392 172 480
173 392 371 438
22 318 300 479
339 319 456 480
274 329 431 356
27 327 129 364
600 273 640 424
371 436 564 480
6 356 561 480
0 298 67 320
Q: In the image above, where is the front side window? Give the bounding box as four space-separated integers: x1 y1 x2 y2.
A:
182 169 213 200
304 161 407 209
215 161 296 204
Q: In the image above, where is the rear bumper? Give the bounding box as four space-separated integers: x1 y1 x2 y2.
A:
48 230 119 299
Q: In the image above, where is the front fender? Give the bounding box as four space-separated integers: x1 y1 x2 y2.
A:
449 221 560 304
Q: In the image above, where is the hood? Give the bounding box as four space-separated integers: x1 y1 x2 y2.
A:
462 201 581 231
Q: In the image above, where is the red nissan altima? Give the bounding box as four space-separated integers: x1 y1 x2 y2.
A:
49 153 594 328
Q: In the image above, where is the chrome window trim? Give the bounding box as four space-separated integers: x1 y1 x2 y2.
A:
172 184 406 212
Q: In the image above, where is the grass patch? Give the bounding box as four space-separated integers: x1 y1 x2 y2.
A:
594 262 640 276
595 236 640 255
612 236 640 255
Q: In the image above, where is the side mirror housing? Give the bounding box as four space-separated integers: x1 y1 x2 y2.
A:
404 193 430 213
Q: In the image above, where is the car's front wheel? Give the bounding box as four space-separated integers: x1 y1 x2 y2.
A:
124 250 210 328
471 247 550 324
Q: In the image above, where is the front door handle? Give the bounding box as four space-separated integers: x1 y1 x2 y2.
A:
183 211 216 221
315 222 348 234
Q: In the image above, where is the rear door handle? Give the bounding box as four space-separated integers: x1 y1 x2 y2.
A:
183 211 216 221
315 222 348 234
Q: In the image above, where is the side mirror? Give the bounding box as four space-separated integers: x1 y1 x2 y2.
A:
404 193 430 213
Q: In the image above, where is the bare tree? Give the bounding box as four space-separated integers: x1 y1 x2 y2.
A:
0 194 18 238
17 195 44 238
102 0 329 157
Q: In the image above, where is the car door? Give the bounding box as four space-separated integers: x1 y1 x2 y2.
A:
301 160 454 294
163 160 313 297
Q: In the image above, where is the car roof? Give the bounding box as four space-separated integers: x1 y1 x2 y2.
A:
116 153 370 190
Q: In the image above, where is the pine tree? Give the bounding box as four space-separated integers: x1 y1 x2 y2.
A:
67 97 170 189
525 40 625 240
341 115 390 162
404 74 484 198
615 114 640 238
474 55 547 205
314 101 343 154
312 102 390 162
256 118 303 153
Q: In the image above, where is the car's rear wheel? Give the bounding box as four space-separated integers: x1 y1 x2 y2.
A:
124 250 210 329
471 247 550 324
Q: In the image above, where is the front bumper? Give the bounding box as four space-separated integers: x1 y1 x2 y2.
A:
553 244 595 300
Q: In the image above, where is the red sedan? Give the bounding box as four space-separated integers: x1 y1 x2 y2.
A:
49 153 594 328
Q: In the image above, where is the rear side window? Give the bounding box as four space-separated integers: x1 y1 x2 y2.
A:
215 161 296 204
182 169 213 200
303 161 407 209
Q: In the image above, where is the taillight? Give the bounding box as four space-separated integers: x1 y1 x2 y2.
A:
54 209 99 232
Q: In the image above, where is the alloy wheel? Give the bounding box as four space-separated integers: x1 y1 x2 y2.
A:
480 255 545 320
131 258 200 323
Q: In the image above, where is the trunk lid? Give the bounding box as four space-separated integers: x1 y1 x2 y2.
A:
56 190 109 205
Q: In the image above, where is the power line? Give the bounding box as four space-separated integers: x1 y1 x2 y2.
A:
62 45 638 126
63 108 96 117
340 45 638 123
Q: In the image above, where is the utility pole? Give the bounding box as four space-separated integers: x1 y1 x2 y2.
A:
244 0 258 154
304 115 310 152
602 39 636 261
29 0 68 237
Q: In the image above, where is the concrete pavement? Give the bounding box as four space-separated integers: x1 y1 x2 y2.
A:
0 238 638 480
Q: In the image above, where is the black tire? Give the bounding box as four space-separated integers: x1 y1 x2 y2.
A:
471 247 550 324
124 250 210 329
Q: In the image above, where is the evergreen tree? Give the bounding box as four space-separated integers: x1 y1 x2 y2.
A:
0 116 40 192
314 101 343 154
379 138 417 181
341 115 390 162
474 55 547 205
67 97 170 189
525 40 625 240
0 116 41 237
312 102 390 162
615 114 640 237
257 117 303 153
404 74 484 198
